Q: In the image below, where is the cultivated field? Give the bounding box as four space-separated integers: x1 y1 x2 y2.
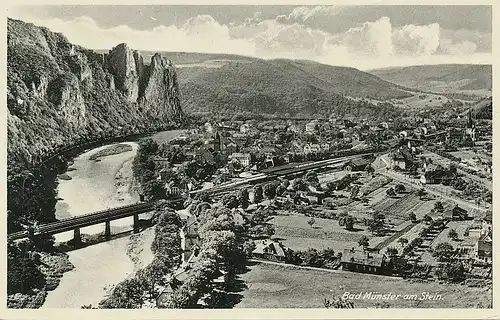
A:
235 262 492 308
420 220 474 265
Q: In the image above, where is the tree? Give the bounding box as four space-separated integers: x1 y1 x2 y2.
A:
253 185 263 204
358 235 369 249
448 229 458 241
142 179 166 200
398 237 408 247
423 214 433 224
222 194 239 209
263 183 277 200
434 201 444 212
305 171 319 186
340 215 355 231
7 240 45 294
435 261 466 282
432 242 455 262
368 212 385 235
408 212 417 222
417 188 426 199
386 187 396 198
394 184 406 193
307 217 316 228
237 189 250 209
292 178 307 191
99 278 145 308
323 295 355 309
350 185 360 199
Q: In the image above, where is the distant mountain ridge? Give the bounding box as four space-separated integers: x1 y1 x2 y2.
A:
369 64 492 92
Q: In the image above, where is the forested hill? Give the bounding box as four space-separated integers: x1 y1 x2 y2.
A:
369 64 492 92
136 51 413 118
7 18 185 169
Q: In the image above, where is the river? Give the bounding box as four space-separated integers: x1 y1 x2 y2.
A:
42 130 183 308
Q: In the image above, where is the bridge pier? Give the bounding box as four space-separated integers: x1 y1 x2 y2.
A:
105 221 111 240
73 228 81 248
133 214 139 233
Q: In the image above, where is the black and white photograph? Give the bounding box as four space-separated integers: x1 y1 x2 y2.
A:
5 3 494 312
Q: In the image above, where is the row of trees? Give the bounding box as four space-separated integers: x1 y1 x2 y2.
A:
161 200 249 308
98 201 183 308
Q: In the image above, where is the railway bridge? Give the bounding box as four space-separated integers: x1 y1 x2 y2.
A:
8 151 378 246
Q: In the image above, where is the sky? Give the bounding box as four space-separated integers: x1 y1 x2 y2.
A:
7 5 492 70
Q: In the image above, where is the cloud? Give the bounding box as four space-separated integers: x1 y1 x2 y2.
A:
9 8 491 70
276 5 345 23
392 23 441 56
439 39 477 56
10 12 255 56
341 17 393 57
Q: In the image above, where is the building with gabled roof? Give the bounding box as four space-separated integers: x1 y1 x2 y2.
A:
341 247 389 274
343 158 372 172
252 239 289 262
476 231 492 263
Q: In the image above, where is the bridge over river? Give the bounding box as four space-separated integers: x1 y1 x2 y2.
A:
8 151 375 245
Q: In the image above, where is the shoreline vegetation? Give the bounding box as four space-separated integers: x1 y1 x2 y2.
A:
93 140 251 309
8 137 153 308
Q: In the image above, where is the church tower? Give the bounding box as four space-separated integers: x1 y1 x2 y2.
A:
465 109 476 142
214 130 222 152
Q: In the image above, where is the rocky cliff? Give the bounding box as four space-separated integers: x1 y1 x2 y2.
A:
7 18 185 167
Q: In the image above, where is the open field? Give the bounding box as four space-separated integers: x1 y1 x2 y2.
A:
392 92 451 110
148 129 186 144
270 215 377 252
235 262 492 308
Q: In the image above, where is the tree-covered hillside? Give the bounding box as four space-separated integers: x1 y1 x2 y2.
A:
176 58 410 118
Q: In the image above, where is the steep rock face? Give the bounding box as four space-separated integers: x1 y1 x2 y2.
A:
7 18 185 168
47 74 87 127
140 54 184 122
106 43 140 102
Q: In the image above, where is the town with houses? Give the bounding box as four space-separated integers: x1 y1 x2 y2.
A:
5 6 494 311
131 98 493 308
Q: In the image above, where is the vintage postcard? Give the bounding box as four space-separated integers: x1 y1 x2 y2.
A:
2 1 497 319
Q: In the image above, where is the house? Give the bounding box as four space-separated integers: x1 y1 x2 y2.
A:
305 121 318 133
475 231 492 263
240 123 252 134
204 122 214 133
341 247 389 274
225 142 238 156
379 122 389 129
287 123 300 133
231 153 252 167
302 190 327 204
343 158 372 171
420 165 451 184
320 143 330 151
443 205 468 221
232 208 248 227
195 147 214 163
252 239 289 262
304 143 321 154
152 155 169 169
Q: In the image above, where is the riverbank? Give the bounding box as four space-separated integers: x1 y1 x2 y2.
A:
7 252 75 309
40 130 183 308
